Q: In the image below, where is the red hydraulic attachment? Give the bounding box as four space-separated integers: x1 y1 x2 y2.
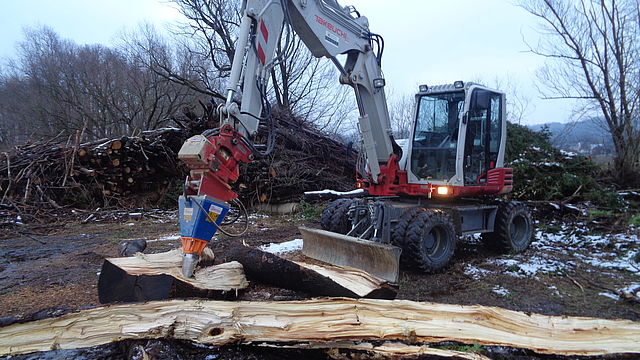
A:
181 124 254 202
357 155 513 198
179 124 254 262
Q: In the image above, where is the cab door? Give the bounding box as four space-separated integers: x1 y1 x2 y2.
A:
463 89 504 185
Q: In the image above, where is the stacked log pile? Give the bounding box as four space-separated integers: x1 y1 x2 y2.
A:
0 128 188 217
0 105 356 225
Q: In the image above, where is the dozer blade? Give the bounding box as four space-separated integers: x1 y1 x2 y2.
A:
299 226 402 283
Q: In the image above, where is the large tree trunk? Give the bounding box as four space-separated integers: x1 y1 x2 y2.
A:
1 298 639 357
612 129 640 185
227 244 396 299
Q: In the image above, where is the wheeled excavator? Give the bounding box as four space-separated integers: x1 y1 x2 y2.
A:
176 0 534 283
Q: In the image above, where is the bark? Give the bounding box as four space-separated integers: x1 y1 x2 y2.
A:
227 244 396 299
1 298 639 357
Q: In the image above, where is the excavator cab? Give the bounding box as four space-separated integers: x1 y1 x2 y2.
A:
406 82 507 191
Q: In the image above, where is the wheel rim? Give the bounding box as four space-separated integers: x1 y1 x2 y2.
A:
422 226 448 258
509 214 530 246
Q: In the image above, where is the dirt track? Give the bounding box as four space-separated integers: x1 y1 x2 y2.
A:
1 209 639 359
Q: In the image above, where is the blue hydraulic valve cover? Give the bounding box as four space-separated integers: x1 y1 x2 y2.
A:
179 195 230 242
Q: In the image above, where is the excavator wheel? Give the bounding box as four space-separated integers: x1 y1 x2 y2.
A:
402 209 457 272
320 198 358 234
481 201 533 253
391 207 423 263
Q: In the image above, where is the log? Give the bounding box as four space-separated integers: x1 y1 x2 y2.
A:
271 342 490 360
1 298 639 357
98 249 248 303
110 139 123 150
227 244 396 299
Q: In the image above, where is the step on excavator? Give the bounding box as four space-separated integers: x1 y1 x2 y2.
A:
174 0 534 284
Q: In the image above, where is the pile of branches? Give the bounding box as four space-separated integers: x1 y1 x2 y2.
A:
237 109 357 205
0 128 189 226
505 122 623 210
0 104 357 225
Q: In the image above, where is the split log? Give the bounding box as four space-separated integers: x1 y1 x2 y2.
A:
98 249 248 303
1 298 640 357
227 244 396 299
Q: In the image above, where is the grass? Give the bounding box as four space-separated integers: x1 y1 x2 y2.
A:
586 209 614 222
298 200 322 220
506 264 520 273
538 222 563 234
629 213 640 227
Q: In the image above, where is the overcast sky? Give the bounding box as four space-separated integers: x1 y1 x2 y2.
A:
0 0 578 126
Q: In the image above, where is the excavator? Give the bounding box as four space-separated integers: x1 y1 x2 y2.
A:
176 0 534 283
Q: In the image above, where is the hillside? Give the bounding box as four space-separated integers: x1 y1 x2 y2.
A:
528 118 614 155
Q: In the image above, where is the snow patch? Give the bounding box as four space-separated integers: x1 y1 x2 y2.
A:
492 285 510 297
580 250 640 275
599 292 620 301
532 226 639 275
260 238 304 255
463 264 492 280
548 285 561 296
304 189 366 196
491 255 566 277
152 234 181 241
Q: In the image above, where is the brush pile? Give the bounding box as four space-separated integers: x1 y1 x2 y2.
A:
0 105 356 225
238 109 357 205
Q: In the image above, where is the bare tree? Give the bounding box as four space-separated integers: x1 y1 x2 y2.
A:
489 76 533 125
388 93 415 139
0 26 195 145
121 24 223 101
521 0 640 184
270 37 354 134
167 0 355 134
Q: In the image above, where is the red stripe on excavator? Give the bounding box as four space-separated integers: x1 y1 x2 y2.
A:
260 20 269 43
257 44 266 65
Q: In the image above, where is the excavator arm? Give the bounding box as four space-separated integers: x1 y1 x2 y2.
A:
177 0 400 278
223 0 398 180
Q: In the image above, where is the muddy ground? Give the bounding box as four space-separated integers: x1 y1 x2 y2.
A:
0 206 639 359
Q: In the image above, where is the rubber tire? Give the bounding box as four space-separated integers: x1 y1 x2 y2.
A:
403 209 457 272
481 201 534 253
391 207 423 268
320 198 356 234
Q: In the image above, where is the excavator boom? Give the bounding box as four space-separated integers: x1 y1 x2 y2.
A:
176 0 404 280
